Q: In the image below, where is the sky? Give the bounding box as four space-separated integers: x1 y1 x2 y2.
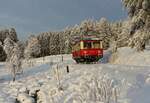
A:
0 0 127 40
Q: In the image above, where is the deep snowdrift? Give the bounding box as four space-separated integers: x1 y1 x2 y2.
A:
110 47 150 66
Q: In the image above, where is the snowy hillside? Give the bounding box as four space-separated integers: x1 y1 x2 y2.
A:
0 48 150 103
110 47 150 66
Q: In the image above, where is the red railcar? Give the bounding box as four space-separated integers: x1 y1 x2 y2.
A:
72 36 103 63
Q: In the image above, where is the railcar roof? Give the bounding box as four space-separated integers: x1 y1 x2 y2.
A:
72 38 101 45
72 35 102 45
81 38 100 41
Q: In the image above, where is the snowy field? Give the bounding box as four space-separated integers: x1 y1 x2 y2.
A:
0 47 150 103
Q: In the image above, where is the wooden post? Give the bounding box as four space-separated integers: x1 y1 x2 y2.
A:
114 87 118 103
43 56 45 63
62 55 63 62
56 64 61 87
66 65 69 73
12 64 16 82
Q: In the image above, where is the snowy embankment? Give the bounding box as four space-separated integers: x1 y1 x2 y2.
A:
110 47 150 66
1 48 150 103
22 54 74 68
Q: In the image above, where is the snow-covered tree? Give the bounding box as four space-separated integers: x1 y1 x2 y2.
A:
9 28 18 42
0 28 18 61
24 35 41 59
3 37 15 61
62 31 70 54
37 32 50 56
79 19 95 35
17 41 25 58
115 20 131 48
0 44 6 61
95 18 112 49
110 21 122 41
122 0 150 51
129 29 150 51
58 32 67 54
49 32 60 55
0 30 6 43
0 29 9 61
3 37 23 81
62 27 73 53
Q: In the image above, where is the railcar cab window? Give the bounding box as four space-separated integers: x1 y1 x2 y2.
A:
84 41 100 49
93 41 100 48
84 42 92 49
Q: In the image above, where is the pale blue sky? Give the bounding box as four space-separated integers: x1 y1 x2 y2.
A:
0 0 127 39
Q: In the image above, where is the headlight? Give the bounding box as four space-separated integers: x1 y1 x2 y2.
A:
83 51 87 54
98 50 101 54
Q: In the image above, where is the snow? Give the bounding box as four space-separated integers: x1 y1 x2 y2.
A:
0 48 150 103
110 47 150 66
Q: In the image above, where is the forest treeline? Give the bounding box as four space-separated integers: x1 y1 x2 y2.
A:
0 0 150 61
